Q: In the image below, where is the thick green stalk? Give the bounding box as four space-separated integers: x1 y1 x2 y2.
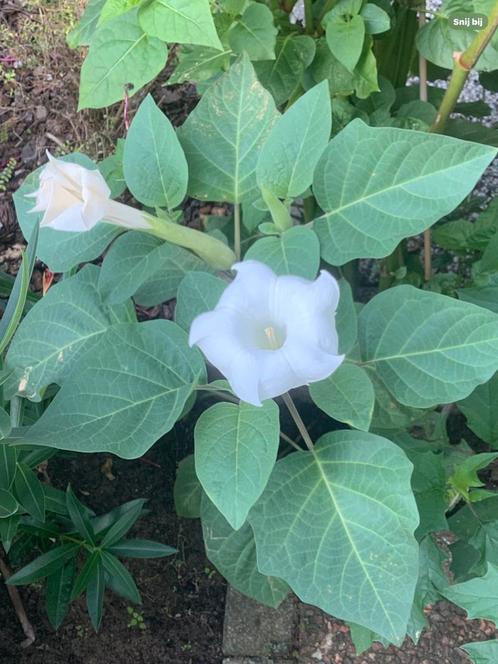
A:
304 0 314 33
375 4 418 88
431 0 498 133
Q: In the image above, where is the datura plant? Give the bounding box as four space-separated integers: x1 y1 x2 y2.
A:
4 58 498 650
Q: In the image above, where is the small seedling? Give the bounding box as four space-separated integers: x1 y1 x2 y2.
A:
127 606 146 630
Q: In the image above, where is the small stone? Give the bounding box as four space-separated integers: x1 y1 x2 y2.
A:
35 105 47 121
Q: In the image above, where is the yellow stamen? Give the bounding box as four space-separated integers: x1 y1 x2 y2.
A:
264 326 279 350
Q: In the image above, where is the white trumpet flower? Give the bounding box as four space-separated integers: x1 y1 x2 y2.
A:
28 152 150 232
189 260 344 406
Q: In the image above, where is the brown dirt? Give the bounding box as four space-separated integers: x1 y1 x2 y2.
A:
297 602 496 663
0 428 226 664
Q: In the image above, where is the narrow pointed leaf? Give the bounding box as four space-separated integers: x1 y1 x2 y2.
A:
100 499 144 547
86 558 105 631
8 543 80 585
102 550 141 603
0 490 19 518
108 539 177 558
14 462 45 522
46 560 75 629
72 551 101 600
0 444 17 490
66 486 96 545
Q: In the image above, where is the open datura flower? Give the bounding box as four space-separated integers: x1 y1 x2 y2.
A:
189 261 344 406
28 152 149 232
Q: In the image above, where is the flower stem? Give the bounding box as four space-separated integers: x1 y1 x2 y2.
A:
143 211 236 270
282 392 314 452
304 0 314 33
234 203 241 262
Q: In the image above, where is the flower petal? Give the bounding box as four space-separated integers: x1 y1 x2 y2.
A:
219 260 277 319
190 309 262 405
40 203 89 231
282 340 344 384
272 270 341 354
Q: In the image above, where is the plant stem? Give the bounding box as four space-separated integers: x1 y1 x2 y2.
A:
431 0 498 133
10 396 22 428
280 430 304 452
233 203 241 262
282 392 314 452
304 0 314 33
418 8 432 282
0 547 35 647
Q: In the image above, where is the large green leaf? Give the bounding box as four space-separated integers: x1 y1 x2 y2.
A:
249 431 419 642
309 362 374 431
324 0 365 73
175 272 227 332
78 10 168 110
14 154 120 273
138 0 222 50
461 640 498 663
358 286 498 408
201 495 289 607
336 279 357 355
254 35 316 106
256 82 331 199
123 95 188 209
228 3 277 61
67 0 106 48
98 232 208 306
459 372 498 448
245 226 320 279
14 321 204 458
458 287 498 314
195 400 279 530
399 442 448 539
441 563 498 622
174 454 203 518
5 266 132 401
168 46 231 85
312 119 497 265
178 55 279 203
